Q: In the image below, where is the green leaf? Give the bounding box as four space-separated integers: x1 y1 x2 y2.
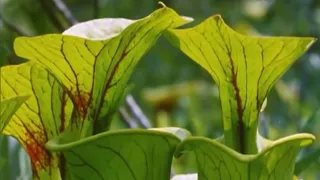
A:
175 133 315 180
0 96 29 132
165 14 316 154
14 6 192 137
46 129 180 180
0 62 74 179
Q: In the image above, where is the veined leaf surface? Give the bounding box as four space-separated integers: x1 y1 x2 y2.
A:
46 129 181 180
0 62 74 179
175 134 315 180
165 15 316 153
14 6 192 137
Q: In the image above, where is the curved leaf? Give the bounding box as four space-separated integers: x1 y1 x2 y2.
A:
0 62 73 179
165 14 316 154
14 6 192 137
174 134 315 180
256 131 273 152
63 18 135 40
149 127 191 140
46 129 180 180
0 96 29 132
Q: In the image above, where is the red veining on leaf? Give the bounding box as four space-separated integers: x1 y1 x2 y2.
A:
23 128 52 178
93 50 129 134
70 89 90 119
229 53 245 154
59 91 68 132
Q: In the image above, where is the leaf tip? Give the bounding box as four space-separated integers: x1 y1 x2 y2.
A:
305 37 317 50
13 37 23 53
13 36 32 59
212 14 223 22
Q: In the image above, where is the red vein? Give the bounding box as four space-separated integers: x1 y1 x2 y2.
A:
59 90 67 132
93 50 130 134
229 53 245 154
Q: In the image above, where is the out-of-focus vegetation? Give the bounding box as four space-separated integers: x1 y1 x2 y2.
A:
0 0 319 179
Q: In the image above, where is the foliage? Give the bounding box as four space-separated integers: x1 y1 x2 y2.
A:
165 13 316 179
0 96 29 132
0 1 320 180
165 14 315 154
1 5 191 179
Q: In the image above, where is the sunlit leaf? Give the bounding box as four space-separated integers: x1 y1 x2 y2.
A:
175 134 315 180
165 14 316 154
14 6 192 138
0 62 74 179
46 129 180 180
0 96 29 132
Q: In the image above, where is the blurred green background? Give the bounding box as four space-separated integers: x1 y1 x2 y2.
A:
0 0 320 179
